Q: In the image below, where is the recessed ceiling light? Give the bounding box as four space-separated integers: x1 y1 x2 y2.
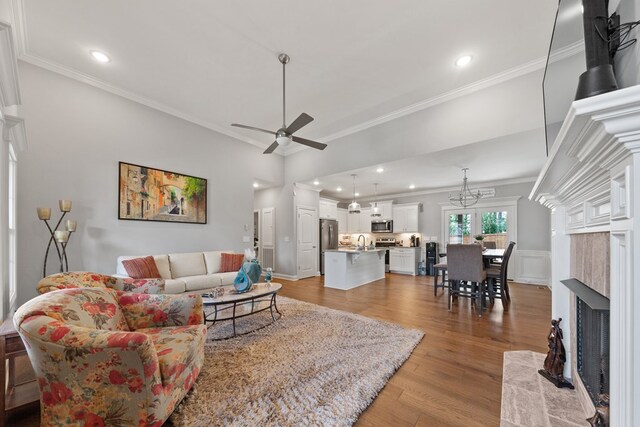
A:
253 182 259 188
376 167 384 173
90 50 111 63
455 55 472 67
409 184 416 189
313 180 320 185
355 192 360 197
336 187 342 192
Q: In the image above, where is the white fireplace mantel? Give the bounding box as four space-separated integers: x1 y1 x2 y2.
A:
530 84 640 427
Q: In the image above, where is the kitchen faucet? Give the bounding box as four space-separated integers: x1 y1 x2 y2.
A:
357 235 365 250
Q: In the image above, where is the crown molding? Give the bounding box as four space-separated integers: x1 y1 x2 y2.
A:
329 176 538 203
0 20 22 108
11 0 581 158
284 43 585 157
20 53 283 155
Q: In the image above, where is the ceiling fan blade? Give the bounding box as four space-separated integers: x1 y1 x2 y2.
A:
285 113 314 134
263 141 279 154
292 136 327 151
231 123 276 136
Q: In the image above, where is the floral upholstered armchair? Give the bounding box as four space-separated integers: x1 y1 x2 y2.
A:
14 287 206 426
38 271 165 294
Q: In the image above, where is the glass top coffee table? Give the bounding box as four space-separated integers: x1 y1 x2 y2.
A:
202 282 282 340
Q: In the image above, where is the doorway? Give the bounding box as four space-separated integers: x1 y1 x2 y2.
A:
297 206 318 279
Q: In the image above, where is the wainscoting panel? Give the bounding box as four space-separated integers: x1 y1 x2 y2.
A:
511 250 551 285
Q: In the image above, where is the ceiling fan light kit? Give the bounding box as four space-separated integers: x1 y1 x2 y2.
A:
448 168 481 208
231 53 327 154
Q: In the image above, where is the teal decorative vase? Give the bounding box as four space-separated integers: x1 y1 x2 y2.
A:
233 260 261 293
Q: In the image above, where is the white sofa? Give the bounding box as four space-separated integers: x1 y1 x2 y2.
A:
116 251 240 294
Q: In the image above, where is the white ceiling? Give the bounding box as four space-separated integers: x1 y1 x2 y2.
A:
14 0 558 155
306 129 545 201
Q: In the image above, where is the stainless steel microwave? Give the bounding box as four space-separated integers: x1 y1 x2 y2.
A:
371 220 393 233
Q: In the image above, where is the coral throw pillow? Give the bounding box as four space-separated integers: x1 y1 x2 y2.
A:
220 253 245 273
122 256 162 279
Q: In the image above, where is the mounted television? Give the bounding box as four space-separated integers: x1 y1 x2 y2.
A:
543 0 626 154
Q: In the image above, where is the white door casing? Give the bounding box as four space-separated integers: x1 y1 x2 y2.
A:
260 208 275 270
297 206 318 279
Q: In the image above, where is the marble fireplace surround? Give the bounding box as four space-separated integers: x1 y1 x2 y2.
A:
567 232 611 418
531 84 640 427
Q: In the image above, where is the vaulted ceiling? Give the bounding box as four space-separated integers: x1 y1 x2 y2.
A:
13 0 558 155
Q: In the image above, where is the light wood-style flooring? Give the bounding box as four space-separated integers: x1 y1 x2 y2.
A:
9 274 551 426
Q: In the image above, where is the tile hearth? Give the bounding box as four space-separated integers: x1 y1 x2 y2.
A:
501 351 589 427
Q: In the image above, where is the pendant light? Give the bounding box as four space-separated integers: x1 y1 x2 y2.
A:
371 183 381 217
348 174 361 214
448 168 481 208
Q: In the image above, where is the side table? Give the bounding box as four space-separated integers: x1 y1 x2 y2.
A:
0 319 39 427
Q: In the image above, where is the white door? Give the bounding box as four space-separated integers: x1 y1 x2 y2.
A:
297 206 318 279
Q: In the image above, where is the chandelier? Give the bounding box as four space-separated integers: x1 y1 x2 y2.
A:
348 174 361 214
371 183 381 217
449 168 481 208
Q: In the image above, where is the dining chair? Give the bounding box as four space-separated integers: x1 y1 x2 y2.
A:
446 244 487 316
486 241 516 303
433 258 448 296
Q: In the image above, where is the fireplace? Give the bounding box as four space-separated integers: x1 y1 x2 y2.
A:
530 84 640 426
576 294 610 405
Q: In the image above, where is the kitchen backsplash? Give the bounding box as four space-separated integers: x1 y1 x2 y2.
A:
339 232 426 247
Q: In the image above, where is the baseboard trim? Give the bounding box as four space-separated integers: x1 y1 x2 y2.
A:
273 273 298 281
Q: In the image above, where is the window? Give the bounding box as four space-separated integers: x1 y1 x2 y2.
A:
442 200 517 250
8 145 17 313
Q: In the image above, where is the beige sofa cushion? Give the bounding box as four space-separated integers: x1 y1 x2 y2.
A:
116 255 172 280
163 279 187 294
182 275 222 292
217 272 237 286
203 250 233 274
169 253 206 279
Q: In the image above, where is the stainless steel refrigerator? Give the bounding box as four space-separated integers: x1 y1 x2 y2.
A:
320 219 339 274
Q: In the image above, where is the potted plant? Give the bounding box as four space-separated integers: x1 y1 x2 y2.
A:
474 234 484 248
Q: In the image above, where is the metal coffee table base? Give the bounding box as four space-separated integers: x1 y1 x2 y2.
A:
204 293 282 340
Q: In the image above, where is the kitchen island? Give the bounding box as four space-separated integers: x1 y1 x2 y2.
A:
324 248 387 290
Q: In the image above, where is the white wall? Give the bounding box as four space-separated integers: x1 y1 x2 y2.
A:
17 63 283 305
614 0 640 88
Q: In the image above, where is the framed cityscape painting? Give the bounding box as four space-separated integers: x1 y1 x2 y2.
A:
118 162 207 224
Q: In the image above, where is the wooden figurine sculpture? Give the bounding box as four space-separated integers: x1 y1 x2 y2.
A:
538 318 575 389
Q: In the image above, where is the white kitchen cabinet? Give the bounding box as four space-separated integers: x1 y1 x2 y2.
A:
359 208 371 233
319 199 338 219
347 210 359 233
392 204 420 232
388 247 419 275
337 208 347 234
370 201 393 220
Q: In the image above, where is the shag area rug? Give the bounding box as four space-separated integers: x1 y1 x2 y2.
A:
169 296 423 426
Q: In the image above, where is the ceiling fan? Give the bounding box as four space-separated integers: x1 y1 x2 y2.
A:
231 53 327 154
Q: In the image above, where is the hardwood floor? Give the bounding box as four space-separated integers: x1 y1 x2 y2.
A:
279 274 551 427
9 274 550 426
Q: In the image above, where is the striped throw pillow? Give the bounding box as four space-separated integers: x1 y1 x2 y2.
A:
220 253 245 273
122 256 162 279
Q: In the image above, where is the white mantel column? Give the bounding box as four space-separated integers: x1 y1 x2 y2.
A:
550 206 572 380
